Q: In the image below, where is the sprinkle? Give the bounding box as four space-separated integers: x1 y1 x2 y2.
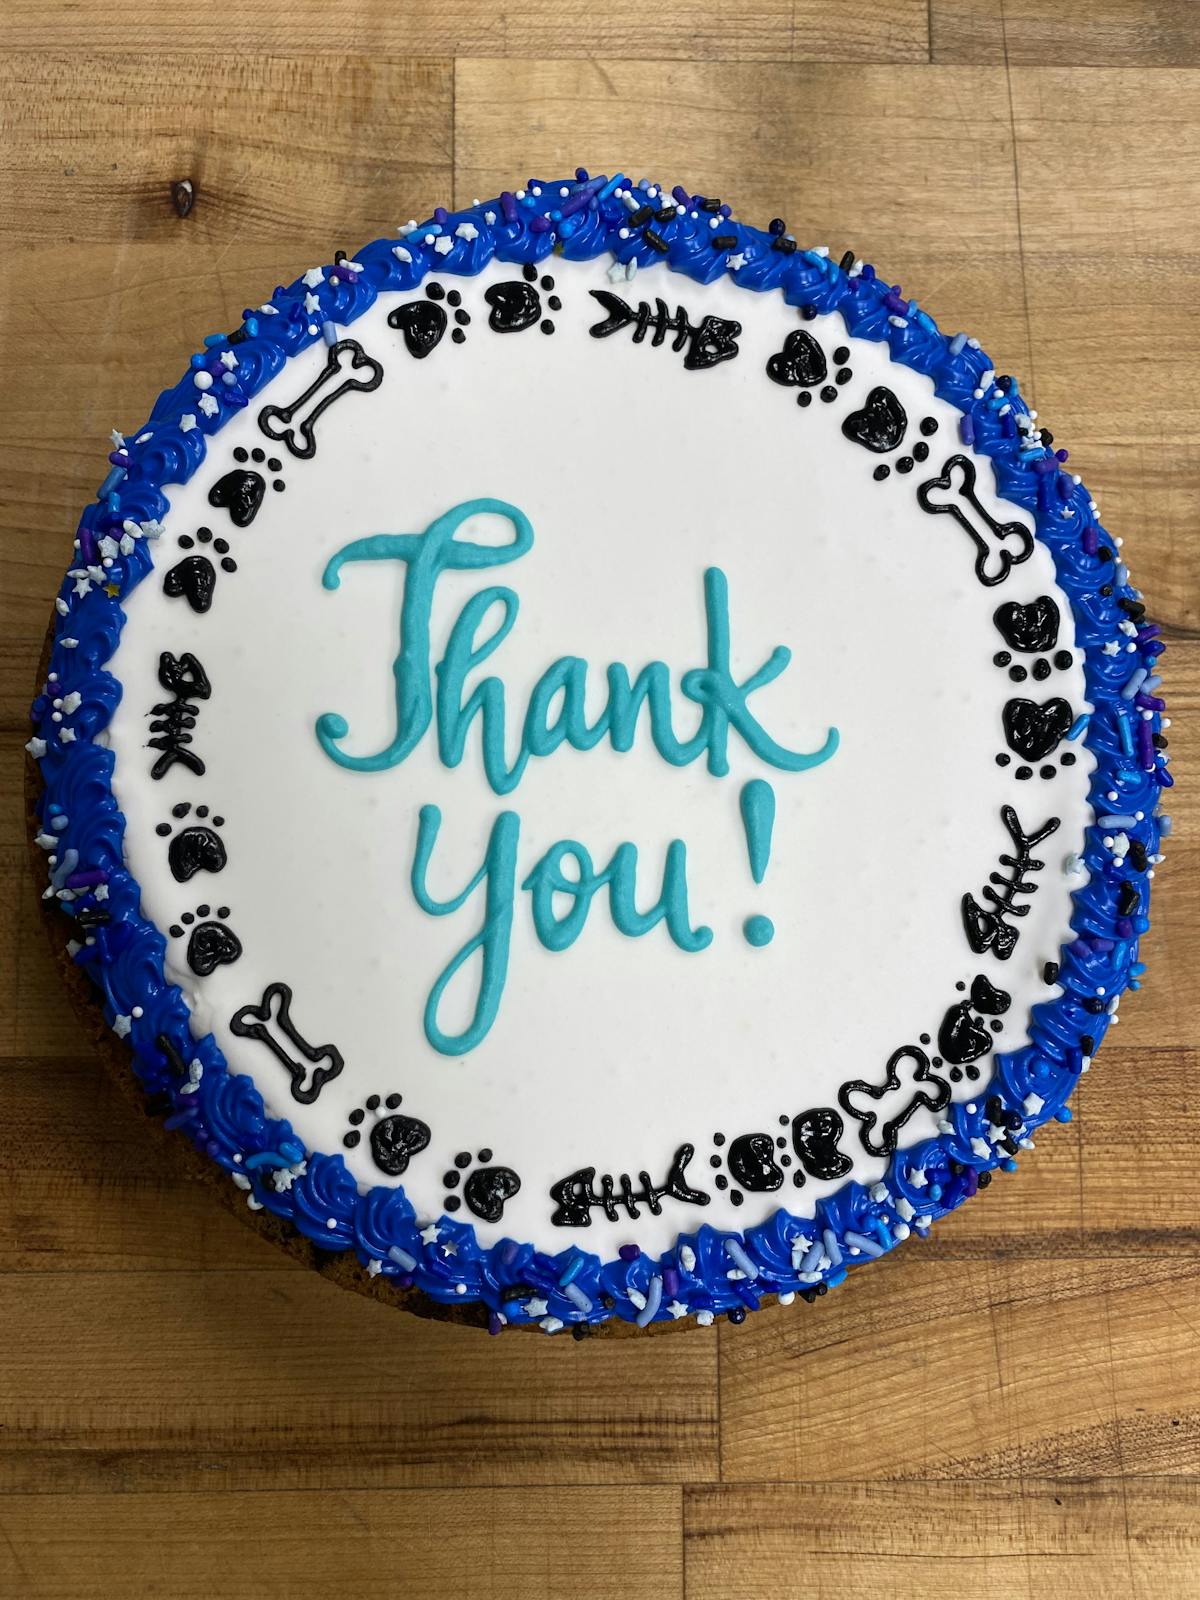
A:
719 1238 757 1281
455 221 479 241
1066 713 1090 741
843 1231 885 1258
822 1228 843 1269
302 267 325 288
635 1274 663 1328
696 1309 715 1327
539 1317 564 1335
434 236 453 255
679 1244 696 1273
1097 813 1137 829
1120 667 1148 701
561 1281 592 1315
321 320 337 347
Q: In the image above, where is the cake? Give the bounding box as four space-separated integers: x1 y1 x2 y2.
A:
27 172 1171 1335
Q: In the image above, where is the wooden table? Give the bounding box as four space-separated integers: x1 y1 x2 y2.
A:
2 5 1198 1594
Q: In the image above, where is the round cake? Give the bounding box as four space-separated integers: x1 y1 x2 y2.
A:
27 171 1172 1335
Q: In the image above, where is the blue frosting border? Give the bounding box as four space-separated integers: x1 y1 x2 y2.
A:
28 172 1172 1333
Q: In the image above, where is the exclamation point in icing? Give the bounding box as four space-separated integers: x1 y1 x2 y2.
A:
739 778 776 947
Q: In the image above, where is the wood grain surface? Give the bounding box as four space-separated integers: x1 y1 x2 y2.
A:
1 6 1198 1595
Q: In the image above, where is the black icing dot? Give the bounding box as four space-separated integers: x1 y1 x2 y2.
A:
168 924 183 938
220 557 237 573
477 1148 493 1163
775 1136 786 1149
990 1019 1004 1032
272 479 285 493
443 1170 460 1188
710 1154 722 1169
800 304 817 320
793 1170 805 1187
920 416 939 436
797 392 812 407
966 1066 981 1080
385 1094 401 1109
196 527 212 543
835 367 852 384
196 904 209 917
547 295 562 311
233 447 248 463
913 441 929 462
454 309 470 326
454 1151 471 1169
730 1191 743 1207
444 1195 461 1212
523 263 538 282
348 1109 364 1126
832 346 849 363
451 328 466 343
779 1115 789 1127
1040 764 1057 779
156 822 171 836
1015 766 1032 780
540 320 555 334
955 981 966 992
213 538 229 555
267 457 281 472
713 1133 726 1147
446 289 461 307
919 1033 931 1045
366 1094 380 1111
931 1056 943 1068
250 449 265 463
342 1129 361 1149
996 753 1011 767
994 651 1012 666
1054 650 1073 670
1009 665 1028 682
540 275 555 291
1032 658 1052 681
425 281 445 300
715 1174 728 1191
895 456 914 473
780 1154 792 1167
195 805 208 818
873 464 890 481
1061 751 1077 766
950 1067 963 1082
178 534 194 549
217 906 229 919
819 385 838 403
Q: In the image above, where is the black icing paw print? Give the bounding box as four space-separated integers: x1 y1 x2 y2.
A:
928 974 1011 1082
485 264 560 336
992 596 1075 696
997 695 1076 782
711 1130 788 1205
156 801 226 882
168 902 241 976
162 525 236 612
342 1094 431 1177
207 447 285 528
765 330 852 406
389 280 472 356
444 1148 521 1221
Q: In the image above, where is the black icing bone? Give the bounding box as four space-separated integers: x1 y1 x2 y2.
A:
229 981 344 1104
258 339 383 460
917 454 1034 587
839 1046 950 1157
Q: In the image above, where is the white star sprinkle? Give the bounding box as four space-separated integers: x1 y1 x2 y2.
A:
434 236 453 255
455 222 479 241
667 1300 689 1319
908 1167 929 1189
366 1258 383 1277
524 1296 549 1318
219 350 238 369
304 292 320 313
179 414 197 432
726 252 747 270
970 1137 991 1160
25 738 47 759
112 1014 132 1038
73 577 92 598
302 267 325 288
198 394 218 417
1024 1092 1045 1117
419 1223 441 1246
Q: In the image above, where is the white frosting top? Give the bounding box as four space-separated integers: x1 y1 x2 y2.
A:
104 254 1092 1255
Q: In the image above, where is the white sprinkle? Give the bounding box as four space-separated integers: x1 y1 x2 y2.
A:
539 1316 564 1334
25 738 47 759
455 222 479 241
192 370 213 390
696 1309 714 1327
679 1245 696 1272
434 236 453 255
198 394 218 417
302 267 325 288
392 245 413 264
112 1014 132 1038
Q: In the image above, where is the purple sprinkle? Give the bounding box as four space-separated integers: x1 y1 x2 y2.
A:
1082 524 1099 556
963 1168 979 1197
1135 693 1166 712
1056 448 1069 462
529 213 552 233
1144 639 1165 657
500 191 518 223
1033 455 1056 474
662 1265 680 1297
1090 936 1115 953
559 189 592 218
499 1240 519 1266
65 869 107 889
960 413 975 446
78 527 98 564
883 289 907 315
672 185 690 206
618 1244 640 1263
1136 718 1156 771
433 206 449 226
1116 917 1134 939
1136 624 1162 641
488 1311 503 1335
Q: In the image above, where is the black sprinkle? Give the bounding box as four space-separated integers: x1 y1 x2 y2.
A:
643 229 669 254
712 233 737 250
629 205 653 226
771 236 797 254
838 250 855 272
1043 961 1060 984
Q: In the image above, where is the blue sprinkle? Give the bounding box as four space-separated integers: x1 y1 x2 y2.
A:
822 1228 843 1269
1120 666 1147 701
960 414 975 446
597 173 624 202
826 1268 848 1288
1115 709 1135 757
562 1280 593 1315
1056 1107 1073 1123
1097 814 1137 829
203 332 227 347
1066 713 1090 741
949 332 967 355
278 1138 305 1163
242 1150 292 1170
322 320 338 347
635 1274 663 1327
928 1183 943 1202
97 466 125 498
724 1238 760 1281
387 1245 418 1271
245 317 259 336
800 1240 824 1276
558 1253 585 1287
843 1230 885 1259
1115 563 1129 586
1159 814 1173 836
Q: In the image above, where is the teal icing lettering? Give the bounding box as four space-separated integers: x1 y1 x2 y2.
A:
316 496 839 789
410 803 519 1056
522 839 712 955
317 498 534 772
